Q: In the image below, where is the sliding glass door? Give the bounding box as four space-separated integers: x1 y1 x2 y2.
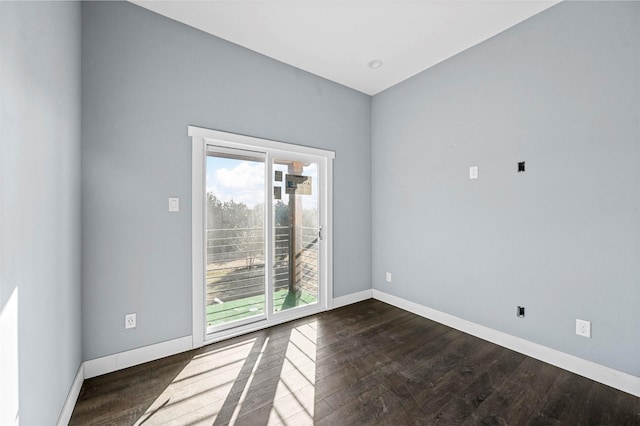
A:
205 149 266 332
272 158 319 314
192 128 332 343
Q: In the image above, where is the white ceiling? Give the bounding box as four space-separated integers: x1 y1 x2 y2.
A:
131 1 559 95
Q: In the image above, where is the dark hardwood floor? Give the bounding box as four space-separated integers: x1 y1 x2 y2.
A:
70 300 640 425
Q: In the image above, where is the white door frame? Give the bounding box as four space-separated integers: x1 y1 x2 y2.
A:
189 126 335 348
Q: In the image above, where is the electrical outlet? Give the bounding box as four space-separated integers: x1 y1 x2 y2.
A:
576 319 591 338
469 166 478 180
385 272 392 282
517 306 525 318
125 313 136 329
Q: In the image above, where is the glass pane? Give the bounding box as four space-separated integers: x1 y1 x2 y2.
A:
272 159 319 312
206 152 265 331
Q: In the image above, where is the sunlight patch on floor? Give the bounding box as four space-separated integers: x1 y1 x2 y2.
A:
134 321 318 425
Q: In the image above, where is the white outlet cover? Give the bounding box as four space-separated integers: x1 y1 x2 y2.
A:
469 166 478 179
386 272 392 282
125 313 137 329
576 319 591 338
169 197 180 212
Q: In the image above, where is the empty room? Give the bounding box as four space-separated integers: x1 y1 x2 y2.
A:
1 0 639 425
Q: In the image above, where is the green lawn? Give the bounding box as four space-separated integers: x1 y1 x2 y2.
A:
206 288 317 327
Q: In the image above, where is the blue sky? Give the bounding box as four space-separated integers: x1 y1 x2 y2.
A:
206 156 264 207
207 156 318 209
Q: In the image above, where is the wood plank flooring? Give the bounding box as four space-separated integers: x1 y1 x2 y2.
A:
70 300 640 425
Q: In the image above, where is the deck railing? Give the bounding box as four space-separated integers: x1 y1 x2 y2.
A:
206 226 318 306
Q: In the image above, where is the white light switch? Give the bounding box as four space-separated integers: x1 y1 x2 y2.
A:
469 166 478 180
169 197 180 212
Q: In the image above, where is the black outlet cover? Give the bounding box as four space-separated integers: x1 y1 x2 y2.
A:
518 161 525 172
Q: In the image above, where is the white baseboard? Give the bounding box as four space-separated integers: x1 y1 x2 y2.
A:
81 293 372 381
373 289 640 397
332 289 373 309
56 364 84 426
56 291 639 425
83 335 193 379
55 291 368 423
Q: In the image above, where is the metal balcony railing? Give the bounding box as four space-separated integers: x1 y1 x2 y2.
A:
205 226 319 313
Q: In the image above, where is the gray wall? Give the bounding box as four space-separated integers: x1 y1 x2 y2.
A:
372 1 640 376
0 2 82 424
81 2 371 360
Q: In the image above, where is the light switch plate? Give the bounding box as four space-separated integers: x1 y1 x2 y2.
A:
169 197 180 212
469 166 478 180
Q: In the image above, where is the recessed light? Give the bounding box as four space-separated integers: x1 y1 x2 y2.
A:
368 59 383 69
